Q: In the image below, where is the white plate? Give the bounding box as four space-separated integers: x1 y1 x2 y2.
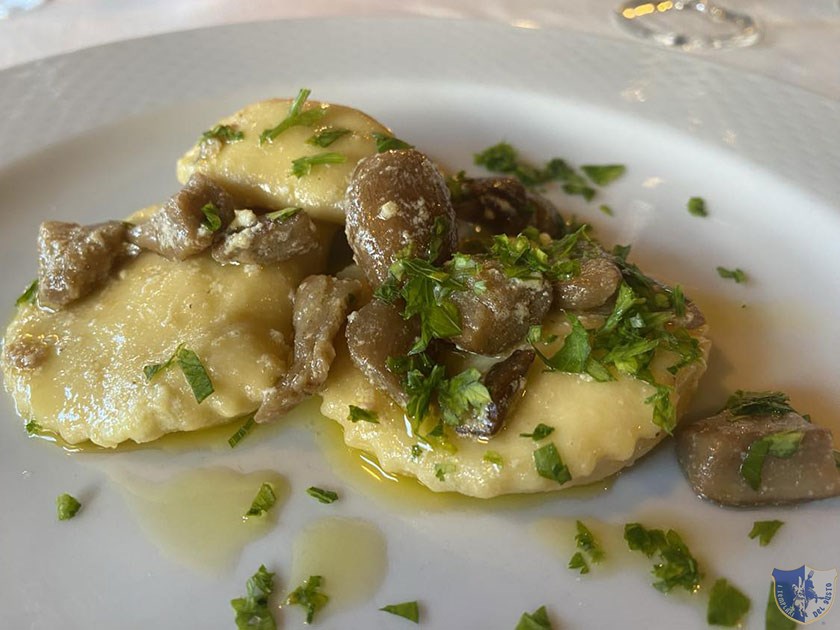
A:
2 18 839 630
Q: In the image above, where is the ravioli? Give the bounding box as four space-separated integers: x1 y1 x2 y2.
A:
177 99 391 224
3 223 332 448
320 312 710 498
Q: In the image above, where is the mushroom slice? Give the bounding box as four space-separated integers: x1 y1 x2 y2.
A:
211 209 320 265
450 258 553 356
255 275 362 423
3 336 50 370
345 149 456 288
455 348 535 439
128 173 234 260
345 299 418 408
451 174 566 239
677 394 840 506
37 220 130 310
554 256 622 312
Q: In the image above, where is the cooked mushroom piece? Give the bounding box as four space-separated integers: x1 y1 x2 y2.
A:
128 173 235 260
450 258 553 356
451 174 566 239
37 220 131 310
345 149 456 287
255 275 363 423
345 299 418 408
677 400 840 506
554 256 622 312
211 209 320 265
455 348 535 439
3 336 50 370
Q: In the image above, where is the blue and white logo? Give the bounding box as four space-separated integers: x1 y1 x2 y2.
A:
772 565 837 624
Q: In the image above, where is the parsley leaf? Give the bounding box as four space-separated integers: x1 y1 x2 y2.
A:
265 207 302 221
25 420 41 435
574 520 605 563
436 368 491 427
687 197 708 217
434 462 455 481
144 344 215 403
201 124 243 145
531 315 591 373
371 132 414 153
16 279 38 307
568 551 590 574
766 583 796 630
624 524 701 593
645 386 677 435
307 487 339 504
707 578 751 627
348 405 379 424
291 152 346 177
741 431 804 490
285 575 328 623
475 142 588 195
244 483 277 518
749 520 784 546
228 412 257 448
307 127 351 148
533 443 571 484
723 390 795 417
56 493 81 520
599 204 614 216
483 450 504 467
260 88 325 144
520 423 555 441
717 266 747 283
379 601 420 623
231 565 276 630
200 202 222 232
581 164 626 186
515 605 553 630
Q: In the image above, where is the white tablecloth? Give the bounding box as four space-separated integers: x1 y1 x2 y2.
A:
1 0 839 99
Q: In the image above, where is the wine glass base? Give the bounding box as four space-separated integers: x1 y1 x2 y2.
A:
614 0 761 51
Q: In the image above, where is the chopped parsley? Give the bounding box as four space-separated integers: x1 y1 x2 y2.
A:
200 202 222 232
723 390 795 417
228 412 257 448
533 443 571 484
707 578 751 627
410 444 425 460
56 493 81 520
740 430 804 491
371 132 413 153
717 266 747 283
436 368 491 427
474 142 593 199
599 204 614 216
624 523 701 593
348 405 379 424
568 552 590 575
434 462 455 481
285 575 328 624
244 483 277 518
260 88 326 144
687 197 708 217
307 487 338 504
483 450 504 467
766 583 796 630
748 520 784 546
515 605 553 630
265 207 302 221
672 285 686 318
231 565 276 630
291 152 347 177
25 420 41 435
612 243 631 261
574 520 605 563
379 601 420 623
581 164 626 186
144 344 214 403
519 423 555 441
307 127 351 148
16 279 38 307
489 231 580 282
200 124 243 145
